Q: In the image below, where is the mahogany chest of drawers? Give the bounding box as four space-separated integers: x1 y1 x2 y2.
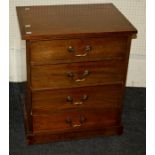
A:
16 4 137 144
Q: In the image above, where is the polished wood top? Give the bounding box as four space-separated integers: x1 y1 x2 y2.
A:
16 3 137 40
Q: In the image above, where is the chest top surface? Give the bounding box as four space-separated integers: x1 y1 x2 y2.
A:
16 3 137 40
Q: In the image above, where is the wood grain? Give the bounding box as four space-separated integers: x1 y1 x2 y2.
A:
31 60 125 90
16 4 137 40
30 37 128 65
33 109 121 132
27 125 123 144
32 84 123 114
16 3 137 144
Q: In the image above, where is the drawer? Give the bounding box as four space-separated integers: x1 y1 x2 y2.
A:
32 84 123 114
33 109 120 132
31 60 125 89
30 37 128 65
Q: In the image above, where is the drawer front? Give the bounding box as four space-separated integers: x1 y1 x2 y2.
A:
30 37 127 65
33 109 120 132
31 60 125 89
32 84 123 114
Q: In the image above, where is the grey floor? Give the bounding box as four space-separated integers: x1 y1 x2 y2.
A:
9 83 146 155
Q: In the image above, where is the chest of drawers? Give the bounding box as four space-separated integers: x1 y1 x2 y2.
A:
16 3 137 144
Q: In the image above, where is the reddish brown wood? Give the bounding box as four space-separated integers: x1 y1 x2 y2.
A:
16 4 137 144
32 84 123 114
31 60 125 90
16 4 137 40
21 94 123 144
118 37 133 112
30 36 128 65
33 109 121 132
25 41 33 132
27 125 123 144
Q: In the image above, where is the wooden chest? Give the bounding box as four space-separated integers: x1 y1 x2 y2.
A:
16 4 137 144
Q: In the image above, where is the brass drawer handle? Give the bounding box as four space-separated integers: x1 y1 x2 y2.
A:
68 45 92 57
76 70 90 82
66 94 88 105
73 101 83 105
66 116 86 128
75 78 85 82
72 124 81 128
67 70 90 82
68 46 75 53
